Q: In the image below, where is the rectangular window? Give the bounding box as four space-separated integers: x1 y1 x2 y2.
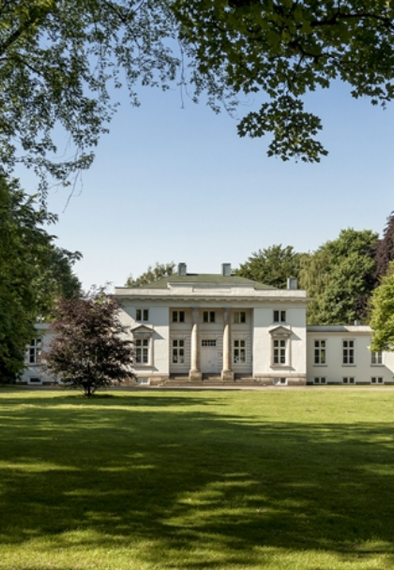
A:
273 310 286 323
343 340 355 365
28 338 41 364
274 377 287 385
172 339 185 364
233 311 246 324
136 309 149 322
203 311 215 323
314 340 326 365
201 339 216 347
273 339 286 365
233 339 246 364
371 351 383 365
172 311 185 323
371 377 384 384
314 377 327 385
343 377 355 384
135 338 149 364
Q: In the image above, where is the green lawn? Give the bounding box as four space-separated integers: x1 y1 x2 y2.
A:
1 388 394 569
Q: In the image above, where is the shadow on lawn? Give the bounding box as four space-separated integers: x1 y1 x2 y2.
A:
1 392 394 568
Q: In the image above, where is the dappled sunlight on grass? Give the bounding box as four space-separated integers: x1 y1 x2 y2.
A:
1 389 394 568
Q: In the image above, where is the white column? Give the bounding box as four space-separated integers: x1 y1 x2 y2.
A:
189 308 202 380
222 309 234 381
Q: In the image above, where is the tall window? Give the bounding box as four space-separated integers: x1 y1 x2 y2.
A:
172 311 185 323
343 340 355 365
233 311 246 324
273 310 286 323
136 309 149 322
28 338 41 364
203 311 215 323
273 339 286 365
135 338 149 364
233 340 246 364
172 339 185 364
371 351 382 365
314 340 326 365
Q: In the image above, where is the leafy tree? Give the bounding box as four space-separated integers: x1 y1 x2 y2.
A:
126 261 175 287
3 0 394 194
0 0 178 193
46 288 134 396
236 245 301 288
299 229 378 325
0 175 80 381
373 212 394 281
174 0 394 162
370 261 394 352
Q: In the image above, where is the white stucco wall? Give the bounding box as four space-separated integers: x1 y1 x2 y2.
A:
307 326 394 384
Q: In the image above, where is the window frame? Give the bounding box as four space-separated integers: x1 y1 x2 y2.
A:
202 311 215 323
371 351 383 365
273 310 286 323
172 310 185 323
233 338 247 364
371 377 384 384
342 339 355 366
28 338 42 365
233 311 246 324
172 338 186 364
313 339 327 365
342 377 355 384
136 309 149 322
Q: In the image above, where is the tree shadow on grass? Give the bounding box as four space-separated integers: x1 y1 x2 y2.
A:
1 392 394 568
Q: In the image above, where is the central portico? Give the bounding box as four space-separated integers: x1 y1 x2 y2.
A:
114 263 308 386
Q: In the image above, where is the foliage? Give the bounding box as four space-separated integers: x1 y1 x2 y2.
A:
2 390 394 569
0 0 178 194
126 261 176 287
0 175 80 381
370 261 394 352
174 0 394 162
373 211 394 281
299 229 378 325
3 0 394 192
46 288 134 396
236 245 300 288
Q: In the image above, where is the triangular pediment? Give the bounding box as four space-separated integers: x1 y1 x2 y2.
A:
269 325 292 337
130 324 154 336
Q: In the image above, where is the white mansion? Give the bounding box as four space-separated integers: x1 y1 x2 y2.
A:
23 263 394 386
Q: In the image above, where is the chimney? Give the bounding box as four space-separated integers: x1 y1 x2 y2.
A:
178 262 187 276
222 263 231 277
287 277 298 290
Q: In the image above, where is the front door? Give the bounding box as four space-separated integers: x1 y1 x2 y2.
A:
201 339 219 373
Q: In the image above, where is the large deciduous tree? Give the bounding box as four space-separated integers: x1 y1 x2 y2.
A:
2 1 394 193
299 229 378 325
46 289 134 396
0 175 81 381
373 212 394 282
236 245 301 288
0 0 178 193
174 0 394 162
126 262 176 287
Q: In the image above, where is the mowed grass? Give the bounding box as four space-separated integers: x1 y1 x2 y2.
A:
1 389 394 569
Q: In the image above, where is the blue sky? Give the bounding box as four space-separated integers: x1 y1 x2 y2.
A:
22 79 394 290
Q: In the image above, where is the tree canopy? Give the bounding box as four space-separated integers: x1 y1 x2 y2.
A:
1 0 394 194
126 262 176 287
370 261 394 352
46 288 134 396
174 0 394 162
0 175 81 381
299 229 378 325
236 245 300 288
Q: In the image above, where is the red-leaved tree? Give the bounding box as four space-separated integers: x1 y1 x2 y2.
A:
46 288 134 396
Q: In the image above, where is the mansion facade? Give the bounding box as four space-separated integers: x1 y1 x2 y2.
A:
22 263 394 386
